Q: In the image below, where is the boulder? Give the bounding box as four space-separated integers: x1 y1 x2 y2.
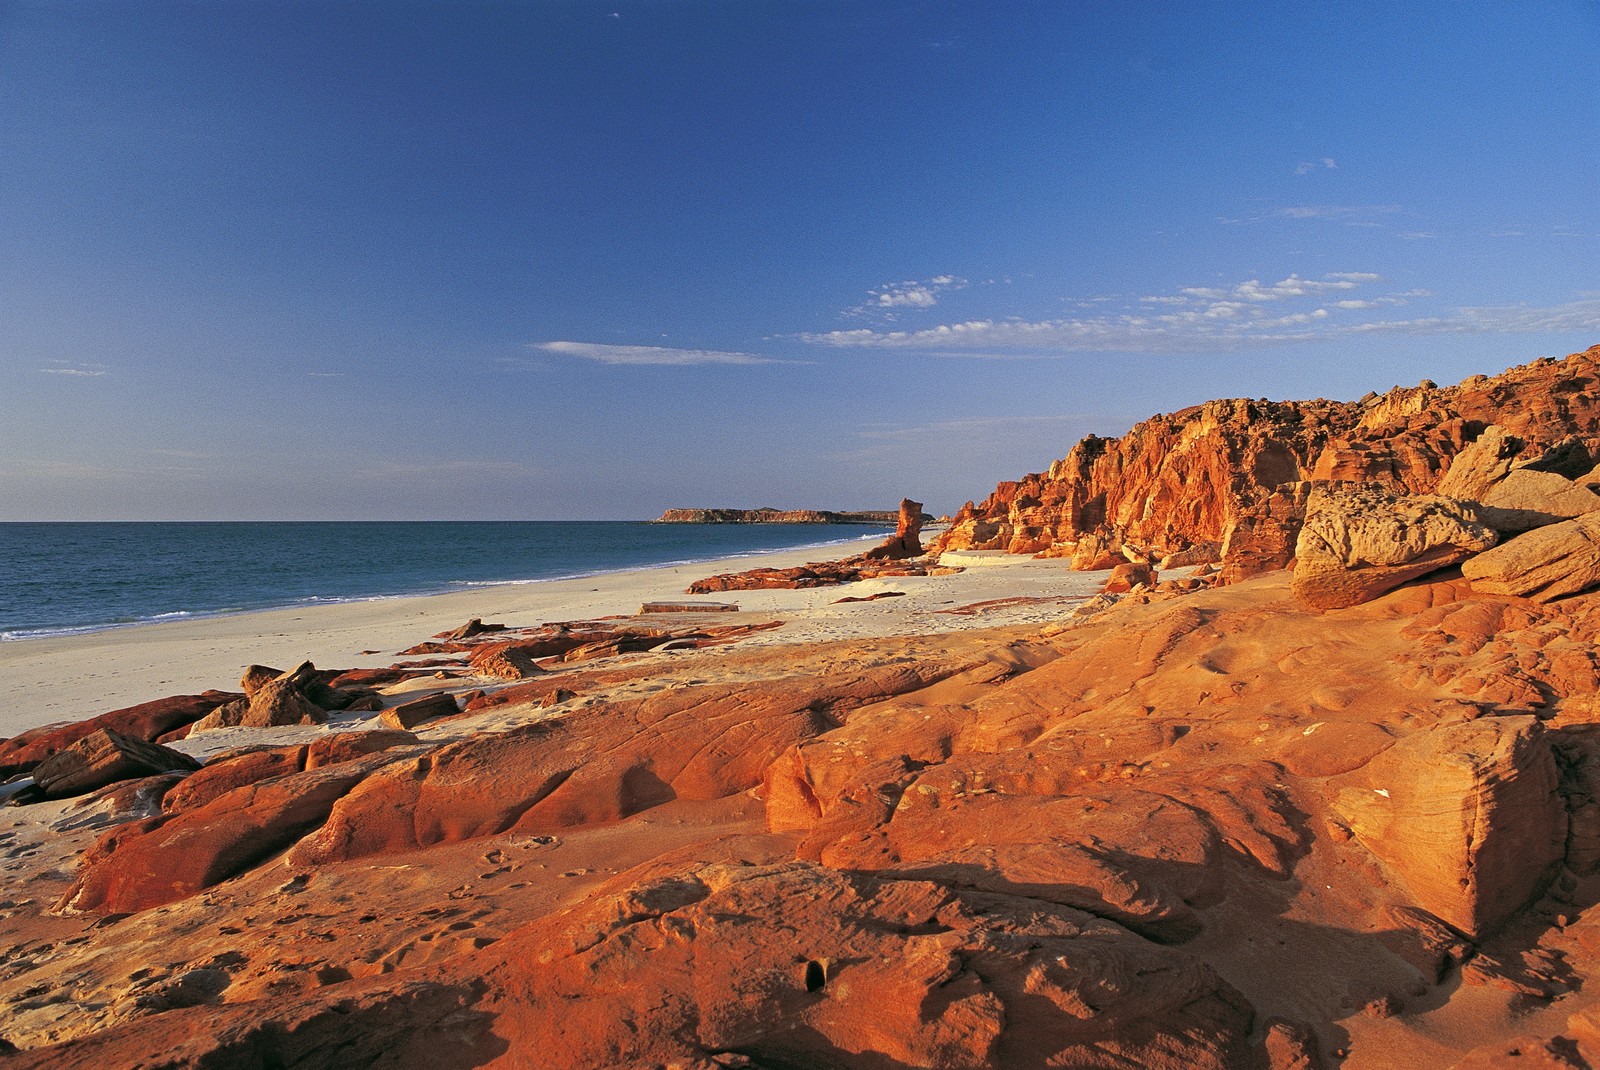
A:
1104 560 1155 593
434 617 506 640
1436 424 1526 501
379 693 460 731
468 644 547 680
1439 426 1600 532
1331 715 1564 938
189 666 328 733
1291 485 1497 609
1475 468 1600 532
0 692 238 776
32 730 201 800
1461 512 1600 601
1070 531 1124 571
1157 542 1220 570
238 664 282 697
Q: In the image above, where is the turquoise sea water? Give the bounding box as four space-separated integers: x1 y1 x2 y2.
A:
0 521 888 641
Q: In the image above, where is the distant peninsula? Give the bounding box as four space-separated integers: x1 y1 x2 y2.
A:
655 507 917 525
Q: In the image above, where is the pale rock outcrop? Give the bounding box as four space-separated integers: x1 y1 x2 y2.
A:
1477 468 1600 533
1291 485 1497 609
1331 715 1564 938
1462 512 1600 601
1436 424 1527 502
1438 425 1600 532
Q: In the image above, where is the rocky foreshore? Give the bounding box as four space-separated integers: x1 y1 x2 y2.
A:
11 348 1600 1067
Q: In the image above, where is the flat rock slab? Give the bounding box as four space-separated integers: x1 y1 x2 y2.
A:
33 728 201 800
639 601 739 613
379 693 460 731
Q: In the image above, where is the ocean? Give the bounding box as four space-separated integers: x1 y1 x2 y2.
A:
0 521 890 641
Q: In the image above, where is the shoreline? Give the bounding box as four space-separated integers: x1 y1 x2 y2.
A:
0 534 1105 740
0 524 895 644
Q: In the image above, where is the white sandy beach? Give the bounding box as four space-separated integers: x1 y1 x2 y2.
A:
0 539 1110 740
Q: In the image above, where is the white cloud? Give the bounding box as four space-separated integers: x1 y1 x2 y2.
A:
796 274 1600 357
1294 157 1337 175
877 285 938 308
40 360 107 377
1274 205 1403 224
846 275 968 317
1180 273 1378 303
536 341 795 366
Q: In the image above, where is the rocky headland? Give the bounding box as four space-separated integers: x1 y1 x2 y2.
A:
656 506 933 525
7 348 1600 1067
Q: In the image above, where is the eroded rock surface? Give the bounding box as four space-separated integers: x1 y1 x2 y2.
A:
1291 485 1497 609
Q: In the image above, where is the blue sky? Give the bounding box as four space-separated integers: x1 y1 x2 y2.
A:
3 1 1597 520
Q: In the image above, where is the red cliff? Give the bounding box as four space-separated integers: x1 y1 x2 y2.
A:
934 345 1600 572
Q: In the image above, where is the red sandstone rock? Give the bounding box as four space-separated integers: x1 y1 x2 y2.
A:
934 345 1600 564
162 746 307 814
0 692 237 777
468 643 547 680
304 729 420 768
379 693 459 730
1331 715 1564 938
465 860 1256 1069
1104 560 1155 593
1219 482 1312 583
189 666 328 733
290 660 976 868
58 752 402 914
862 497 926 560
32 730 201 800
434 617 506 640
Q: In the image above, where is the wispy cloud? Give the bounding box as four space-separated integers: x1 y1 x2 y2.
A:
536 341 797 366
1294 157 1338 175
1215 203 1407 227
40 360 107 377
797 274 1600 357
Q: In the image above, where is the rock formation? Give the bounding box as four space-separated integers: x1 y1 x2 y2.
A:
15 348 1600 1067
32 730 199 800
862 497 926 560
656 506 929 524
935 345 1600 573
1290 486 1498 610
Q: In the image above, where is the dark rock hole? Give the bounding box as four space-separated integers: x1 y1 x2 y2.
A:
804 960 826 992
